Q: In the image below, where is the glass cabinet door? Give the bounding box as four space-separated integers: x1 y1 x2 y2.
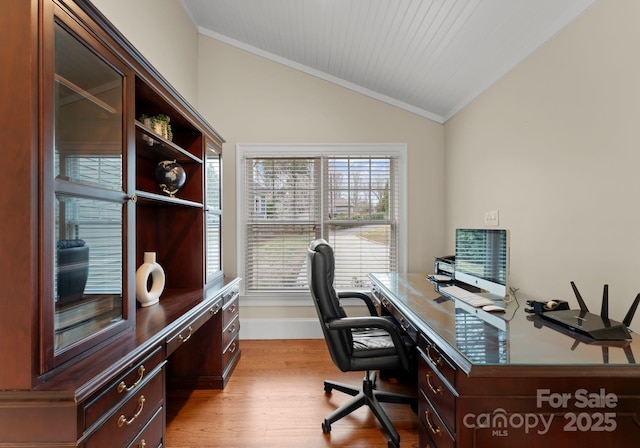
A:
52 21 127 355
54 196 123 351
205 145 222 282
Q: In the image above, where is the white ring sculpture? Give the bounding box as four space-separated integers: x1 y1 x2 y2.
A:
136 252 165 307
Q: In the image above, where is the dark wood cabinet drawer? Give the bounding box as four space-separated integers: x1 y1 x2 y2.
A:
223 315 240 351
222 286 239 303
418 351 457 434
166 299 221 355
84 346 164 430
85 365 164 448
377 291 418 341
418 422 438 448
222 293 239 329
125 406 163 448
419 389 455 448
222 334 240 369
418 333 456 388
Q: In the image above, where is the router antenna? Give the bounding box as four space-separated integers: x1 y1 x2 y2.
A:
622 293 640 327
570 281 589 312
600 284 609 321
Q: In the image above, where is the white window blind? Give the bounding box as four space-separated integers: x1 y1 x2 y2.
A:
206 148 222 281
244 158 321 290
242 149 401 293
324 156 399 288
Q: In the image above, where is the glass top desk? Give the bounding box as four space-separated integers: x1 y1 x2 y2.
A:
368 272 640 447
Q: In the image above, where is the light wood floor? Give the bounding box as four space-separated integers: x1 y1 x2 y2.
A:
166 339 419 447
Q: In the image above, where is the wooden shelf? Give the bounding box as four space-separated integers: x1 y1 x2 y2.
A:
134 190 203 208
135 121 202 164
55 73 118 114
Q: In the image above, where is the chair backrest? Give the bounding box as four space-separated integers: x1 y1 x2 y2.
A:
307 239 353 371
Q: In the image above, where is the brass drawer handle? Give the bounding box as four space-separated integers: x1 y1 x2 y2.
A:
229 342 237 353
138 440 146 448
228 304 237 314
381 298 389 307
425 345 443 367
117 365 145 393
426 373 443 395
228 323 237 334
117 395 145 427
425 409 442 436
178 326 193 343
210 303 221 314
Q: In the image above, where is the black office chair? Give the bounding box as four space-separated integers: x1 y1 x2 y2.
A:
307 239 417 448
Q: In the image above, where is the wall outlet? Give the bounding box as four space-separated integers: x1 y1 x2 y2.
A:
484 209 499 226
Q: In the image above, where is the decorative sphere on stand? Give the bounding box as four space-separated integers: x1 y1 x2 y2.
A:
154 160 186 197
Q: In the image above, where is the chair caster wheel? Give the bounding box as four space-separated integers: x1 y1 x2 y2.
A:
322 421 331 434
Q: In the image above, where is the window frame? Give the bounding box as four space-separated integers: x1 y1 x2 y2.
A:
236 143 408 306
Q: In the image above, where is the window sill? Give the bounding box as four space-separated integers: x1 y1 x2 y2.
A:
240 291 369 307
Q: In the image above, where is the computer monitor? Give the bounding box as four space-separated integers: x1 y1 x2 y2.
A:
454 228 509 298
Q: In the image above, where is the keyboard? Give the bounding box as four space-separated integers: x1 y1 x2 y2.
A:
439 285 494 308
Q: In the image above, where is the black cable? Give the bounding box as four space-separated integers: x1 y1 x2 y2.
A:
504 286 521 322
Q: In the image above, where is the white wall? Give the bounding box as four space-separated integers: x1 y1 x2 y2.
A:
196 37 445 276
90 0 199 106
444 0 640 330
196 37 445 336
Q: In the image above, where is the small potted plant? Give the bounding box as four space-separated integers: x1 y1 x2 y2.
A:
139 114 173 141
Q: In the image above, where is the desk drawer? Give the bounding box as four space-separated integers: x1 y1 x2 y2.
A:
85 365 164 447
126 406 163 448
419 389 455 448
223 315 240 350
166 299 221 355
222 292 239 329
377 292 418 341
419 351 456 434
84 345 164 431
418 334 456 388
222 334 240 368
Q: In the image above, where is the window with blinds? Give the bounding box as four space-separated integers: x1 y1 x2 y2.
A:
206 147 222 282
242 148 402 293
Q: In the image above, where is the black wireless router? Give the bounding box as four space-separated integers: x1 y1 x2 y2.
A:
541 282 640 341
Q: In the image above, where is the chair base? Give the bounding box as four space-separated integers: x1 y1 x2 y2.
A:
322 370 417 448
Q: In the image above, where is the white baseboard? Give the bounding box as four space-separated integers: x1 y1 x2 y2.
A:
239 317 323 340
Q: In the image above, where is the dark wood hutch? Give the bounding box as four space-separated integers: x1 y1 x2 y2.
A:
0 0 240 446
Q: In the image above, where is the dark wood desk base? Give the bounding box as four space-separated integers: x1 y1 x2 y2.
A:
0 278 240 447
370 274 640 448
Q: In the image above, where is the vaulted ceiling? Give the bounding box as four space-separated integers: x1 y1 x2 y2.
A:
181 0 598 123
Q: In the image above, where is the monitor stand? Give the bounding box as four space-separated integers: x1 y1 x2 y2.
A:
541 282 640 341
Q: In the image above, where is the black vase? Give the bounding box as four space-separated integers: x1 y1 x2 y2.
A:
56 239 89 305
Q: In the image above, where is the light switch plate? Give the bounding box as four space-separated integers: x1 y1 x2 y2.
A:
484 210 499 226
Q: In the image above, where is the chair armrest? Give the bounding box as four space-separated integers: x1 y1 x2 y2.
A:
326 316 413 369
337 291 378 316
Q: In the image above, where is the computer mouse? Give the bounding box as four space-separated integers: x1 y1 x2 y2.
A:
482 305 506 312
